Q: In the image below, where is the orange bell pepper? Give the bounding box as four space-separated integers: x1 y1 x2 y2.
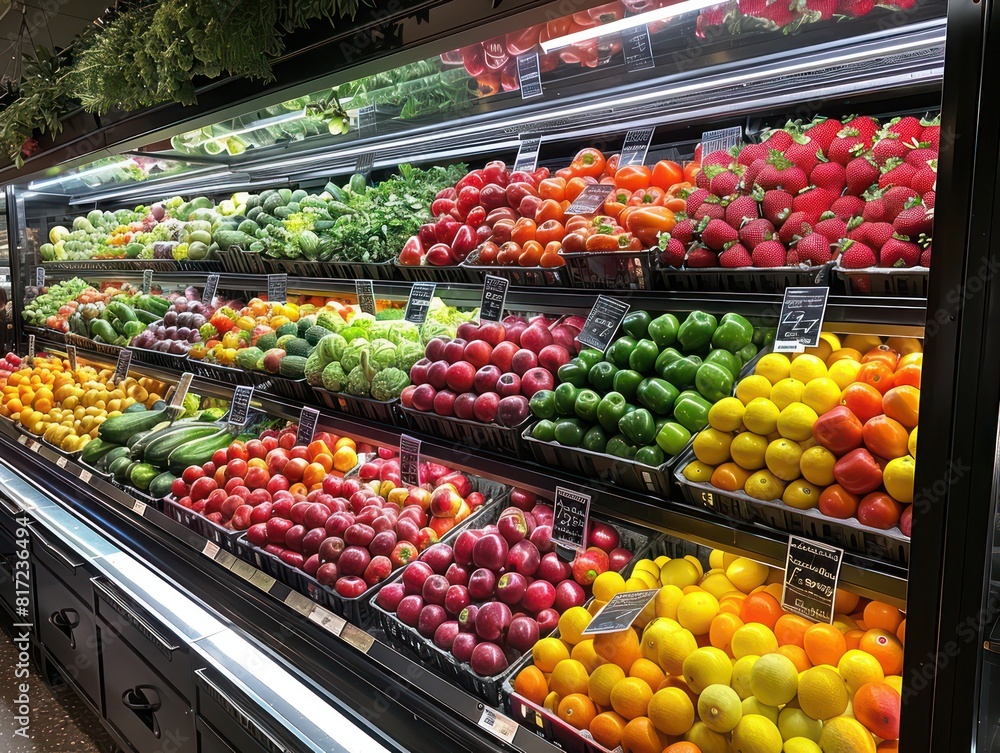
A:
569 148 606 178
511 218 537 245
603 154 620 178
535 199 566 224
540 242 565 267
519 240 545 266
603 189 632 219
627 187 666 207
614 165 653 192
539 177 567 201
565 175 598 202
535 220 566 246
683 161 701 183
651 160 684 190
624 206 676 247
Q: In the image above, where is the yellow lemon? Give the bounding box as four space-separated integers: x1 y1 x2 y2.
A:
641 618 681 663
797 666 849 720
677 591 720 635
819 716 877 753
731 432 769 471
742 696 779 725
533 637 571 672
558 607 593 645
658 628 698 675
700 572 739 600
744 398 780 435
788 354 827 383
683 647 733 694
549 659 590 697
799 445 837 486
609 676 653 720
908 426 918 458
755 354 791 385
683 460 716 483
883 455 915 503
732 714 783 753
802 337 833 362
660 559 701 589
770 377 805 410
731 654 760 700
750 653 799 706
589 663 626 706
709 549 727 570
801 377 841 415
572 639 604 673
819 331 842 351
593 571 627 602
778 706 823 742
837 650 885 698
726 558 769 593
694 428 735 466
732 624 779 659
698 683 743 733
764 438 804 481
655 584 685 619
648 687 695 736
685 555 705 579
686 721 732 753
784 738 823 753
843 334 882 354
737 374 775 405
828 359 862 390
709 396 747 432
776 403 818 442
744 470 786 501
782 480 821 510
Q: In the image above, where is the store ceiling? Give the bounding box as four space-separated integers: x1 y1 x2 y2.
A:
0 0 106 79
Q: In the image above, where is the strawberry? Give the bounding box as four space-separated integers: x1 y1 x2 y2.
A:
761 128 795 152
830 195 865 219
686 245 718 267
709 167 743 197
752 239 787 267
921 119 941 150
904 147 937 168
778 212 815 244
804 118 843 152
815 216 848 241
880 236 921 267
923 189 935 209
684 188 709 215
843 115 880 145
828 130 866 165
659 237 687 267
878 158 917 189
793 187 836 221
694 201 725 221
742 158 769 190
862 195 888 223
810 161 847 194
725 194 761 227
838 0 876 14
848 220 894 249
700 218 739 250
796 232 834 265
739 218 776 247
670 217 697 244
871 135 908 166
702 149 735 168
696 168 713 191
737 142 770 167
719 242 753 268
886 115 924 146
920 245 932 267
755 151 808 193
761 190 794 225
909 164 937 195
845 155 879 194
893 205 933 236
883 186 920 218
839 239 877 268
785 139 819 174
785 248 800 265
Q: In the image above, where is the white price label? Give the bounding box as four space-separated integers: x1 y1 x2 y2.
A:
171 373 194 408
267 274 287 304
132 501 147 516
142 269 153 294
16 435 27 445
308 605 346 635
202 541 220 559
479 708 518 743
27 334 35 360
79 470 92 484
29 442 40 453
112 349 132 384
55 457 68 468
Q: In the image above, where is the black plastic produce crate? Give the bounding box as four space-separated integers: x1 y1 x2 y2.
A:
399 405 531 458
835 266 929 297
186 359 257 386
659 265 827 294
460 260 571 288
392 259 470 284
562 250 653 290
24 325 66 346
128 345 189 371
215 248 270 275
269 258 398 281
312 387 402 426
178 259 224 273
65 331 126 358
263 375 312 402
162 496 246 552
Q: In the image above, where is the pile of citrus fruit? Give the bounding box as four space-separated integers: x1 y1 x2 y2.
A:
512 549 905 753
681 333 920 535
0 353 166 452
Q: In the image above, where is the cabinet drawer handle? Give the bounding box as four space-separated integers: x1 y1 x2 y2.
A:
49 608 81 649
30 526 83 573
123 685 161 738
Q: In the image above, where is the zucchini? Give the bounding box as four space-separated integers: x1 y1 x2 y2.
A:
98 446 132 471
144 424 221 469
98 409 170 445
149 472 177 499
124 403 149 414
134 309 160 325
109 456 134 481
81 438 118 465
128 420 205 461
166 429 233 474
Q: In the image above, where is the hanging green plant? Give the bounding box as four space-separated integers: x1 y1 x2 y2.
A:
278 0 364 32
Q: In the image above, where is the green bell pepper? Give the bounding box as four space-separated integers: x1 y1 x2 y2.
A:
704 349 742 379
622 310 652 340
531 419 556 442
554 418 588 446
577 348 604 372
606 434 638 459
654 347 685 378
557 359 589 388
613 369 644 402
619 408 656 445
655 417 670 435
597 392 630 433
655 421 692 455
629 339 660 374
588 361 619 393
711 312 754 352
648 313 680 350
607 336 637 370
574 389 602 423
738 343 759 364
677 310 718 352
554 383 581 416
754 327 776 347
673 393 712 433
582 425 609 453
529 390 557 419
695 362 734 403
636 378 680 416
660 355 702 390
635 444 665 466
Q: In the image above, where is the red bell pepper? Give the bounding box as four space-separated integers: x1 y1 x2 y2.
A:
456 171 485 192
461 45 486 77
506 25 542 56
812 406 864 456
456 186 481 215
483 160 510 186
627 187 666 206
833 448 884 495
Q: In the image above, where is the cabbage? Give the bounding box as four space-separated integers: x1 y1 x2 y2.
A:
317 310 348 332
350 312 376 331
346 365 371 397
395 340 424 374
321 362 347 392
419 320 452 345
340 339 369 372
316 332 347 363
340 326 369 342
369 338 397 369
387 321 420 345
371 368 409 401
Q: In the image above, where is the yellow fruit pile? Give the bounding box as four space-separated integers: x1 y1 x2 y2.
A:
0 355 166 452
513 549 905 753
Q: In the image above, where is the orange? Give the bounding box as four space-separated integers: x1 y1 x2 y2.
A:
610 677 653 720
803 623 848 667
543 691 560 714
513 665 548 706
897 619 906 645
549 659 589 697
629 658 666 691
777 644 812 672
864 602 904 633
621 717 666 753
572 639 605 673
557 693 597 731
719 593 746 616
845 629 866 650
859 629 904 675
589 664 626 707
302 462 328 488
334 436 356 451
664 745 702 753
854 682 901 740
532 638 571 673
740 592 783 629
878 743 899 752
590 711 628 749
774 614 812 648
709 612 743 656
594 629 643 671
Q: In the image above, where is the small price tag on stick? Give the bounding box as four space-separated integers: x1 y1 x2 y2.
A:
782 535 844 624
583 590 660 634
112 349 132 384
228 386 254 429
552 487 591 551
618 127 655 168
479 275 509 324
577 296 630 353
35 267 44 288
517 53 543 99
514 134 541 173
774 287 829 353
170 373 194 409
203 274 220 305
622 24 654 72
565 185 614 215
66 345 77 371
400 435 422 487
356 280 377 316
404 282 436 325
267 274 287 304
27 335 34 360
142 269 153 295
296 407 320 446
355 151 376 178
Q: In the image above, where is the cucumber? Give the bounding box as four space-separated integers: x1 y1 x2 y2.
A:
97 446 132 471
109 456 133 481
144 424 221 469
149 472 177 499
124 403 149 414
81 438 118 465
98 409 169 445
129 420 206 461
166 429 234 475
134 309 160 325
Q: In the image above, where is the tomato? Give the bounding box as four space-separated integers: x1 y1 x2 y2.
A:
862 414 909 459
511 218 537 245
603 189 632 218
566 176 597 202
652 160 685 190
519 240 544 266
497 241 522 265
624 206 676 246
540 241 565 267
862 344 899 370
535 220 566 246
569 148 606 178
535 199 566 224
857 361 894 394
614 165 653 191
882 385 919 427
892 363 921 389
711 463 752 492
538 177 567 201
561 232 589 254
818 484 861 519
833 448 883 495
812 405 864 456
478 241 500 265
857 492 903 529
839 382 884 422
684 161 701 183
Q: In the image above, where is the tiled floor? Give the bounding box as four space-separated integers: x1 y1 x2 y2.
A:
0 630 112 752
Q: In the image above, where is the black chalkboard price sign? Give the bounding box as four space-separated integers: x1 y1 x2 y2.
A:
774 287 829 353
781 535 844 624
400 434 422 486
404 282 436 324
228 386 254 429
356 280 377 316
552 486 591 551
577 296 630 352
479 275 509 324
583 589 660 634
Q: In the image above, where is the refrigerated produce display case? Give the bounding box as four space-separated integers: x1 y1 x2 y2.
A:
0 0 997 749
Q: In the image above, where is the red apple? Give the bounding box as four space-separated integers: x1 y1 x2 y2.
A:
496 372 521 397
473 532 509 570
410 358 431 385
521 368 555 398
473 365 502 394
402 560 435 594
443 339 467 364
490 341 519 372
422 574 450 605
434 621 461 650
511 349 538 376
554 579 587 611
475 602 512 642
454 392 477 420
427 361 449 390
536 608 559 633
506 539 541 576
522 579 556 612
497 395 530 427
424 338 449 362
587 521 621 552
506 616 540 654
478 322 506 346
451 632 479 662
433 389 457 416
463 341 494 370
377 582 406 611
411 384 437 412
520 324 554 354
538 344 571 372
468 568 497 601
397 594 424 626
